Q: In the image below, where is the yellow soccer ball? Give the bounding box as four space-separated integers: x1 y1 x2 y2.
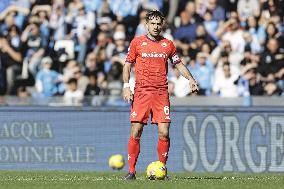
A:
108 154 125 170
146 161 167 180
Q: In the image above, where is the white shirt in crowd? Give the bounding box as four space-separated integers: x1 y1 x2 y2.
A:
64 90 84 106
222 30 245 53
170 76 190 97
213 75 239 97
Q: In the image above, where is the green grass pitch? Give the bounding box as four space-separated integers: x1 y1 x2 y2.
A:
0 171 283 189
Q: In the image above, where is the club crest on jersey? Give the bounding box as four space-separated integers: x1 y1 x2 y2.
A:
141 42 147 46
161 42 167 47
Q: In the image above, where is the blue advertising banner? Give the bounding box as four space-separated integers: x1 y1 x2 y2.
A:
0 107 283 173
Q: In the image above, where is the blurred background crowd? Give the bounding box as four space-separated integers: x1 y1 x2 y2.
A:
0 0 284 105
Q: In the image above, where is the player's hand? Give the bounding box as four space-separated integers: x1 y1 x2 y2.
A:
123 87 133 103
189 79 199 94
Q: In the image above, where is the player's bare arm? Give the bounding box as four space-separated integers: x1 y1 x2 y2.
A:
175 62 199 93
122 62 133 102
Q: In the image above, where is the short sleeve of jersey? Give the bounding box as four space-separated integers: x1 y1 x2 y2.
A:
125 38 137 64
169 41 181 65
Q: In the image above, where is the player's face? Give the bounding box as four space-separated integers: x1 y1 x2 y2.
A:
146 17 163 37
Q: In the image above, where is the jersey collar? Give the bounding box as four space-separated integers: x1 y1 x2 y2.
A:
145 34 163 42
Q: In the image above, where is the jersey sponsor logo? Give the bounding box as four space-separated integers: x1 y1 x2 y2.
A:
131 111 137 118
161 42 167 47
141 42 147 46
141 52 167 58
165 116 171 120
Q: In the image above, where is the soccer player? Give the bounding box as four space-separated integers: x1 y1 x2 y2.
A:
123 10 199 180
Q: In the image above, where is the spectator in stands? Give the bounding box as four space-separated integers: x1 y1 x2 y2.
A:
64 77 84 106
109 0 140 20
75 4 95 64
93 32 113 72
114 23 126 34
169 67 191 97
206 0 225 22
213 63 238 97
265 22 282 43
192 25 216 53
31 5 51 40
21 22 47 76
66 2 95 65
203 10 218 41
63 60 78 80
7 25 25 94
85 74 101 96
106 61 122 96
259 38 284 81
110 31 127 65
263 74 282 96
237 0 260 20
83 0 103 13
217 17 245 53
84 52 106 90
35 57 64 97
17 86 30 98
135 9 147 37
240 46 253 67
0 25 22 95
49 3 66 41
68 0 84 17
236 63 257 96
96 16 113 40
263 0 283 17
0 14 16 38
184 1 203 23
71 65 89 94
248 69 264 96
140 0 163 11
108 0 140 36
174 10 198 50
0 5 30 30
247 16 266 46
243 32 261 54
84 52 98 76
211 40 241 78
96 0 116 23
194 52 214 96
200 42 213 59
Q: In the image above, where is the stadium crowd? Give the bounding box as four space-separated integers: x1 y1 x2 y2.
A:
0 0 284 105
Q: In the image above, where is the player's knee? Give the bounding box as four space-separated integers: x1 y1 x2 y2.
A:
131 126 143 138
158 130 169 140
131 131 141 138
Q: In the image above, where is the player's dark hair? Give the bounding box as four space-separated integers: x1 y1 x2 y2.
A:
146 10 165 23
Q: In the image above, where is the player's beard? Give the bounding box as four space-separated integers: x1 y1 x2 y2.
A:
149 30 161 38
